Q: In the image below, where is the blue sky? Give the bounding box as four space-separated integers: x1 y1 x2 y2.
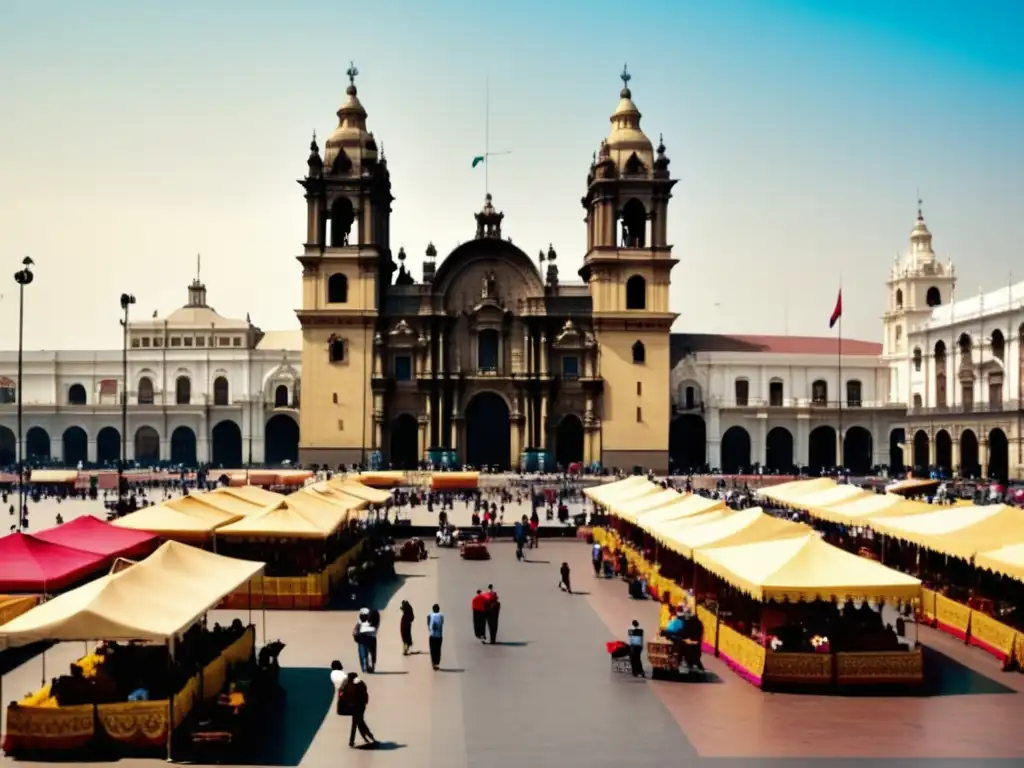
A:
1 0 1021 348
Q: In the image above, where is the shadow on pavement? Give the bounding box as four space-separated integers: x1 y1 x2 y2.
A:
920 645 1016 696
243 667 334 766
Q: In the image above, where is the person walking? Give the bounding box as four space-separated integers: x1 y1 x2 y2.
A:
427 603 444 670
337 671 377 747
591 542 603 576
399 600 415 655
483 585 500 644
627 620 645 678
471 589 488 640
559 562 572 593
353 608 377 673
330 660 348 715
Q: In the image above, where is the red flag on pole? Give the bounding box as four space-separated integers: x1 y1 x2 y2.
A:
829 290 843 329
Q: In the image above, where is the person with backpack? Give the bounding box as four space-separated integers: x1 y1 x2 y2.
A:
353 608 377 673
426 603 444 670
337 671 376 748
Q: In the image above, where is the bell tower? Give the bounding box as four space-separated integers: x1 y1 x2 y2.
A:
581 66 677 472
296 63 394 466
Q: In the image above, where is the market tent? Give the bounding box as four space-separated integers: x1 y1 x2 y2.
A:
869 504 1024 561
30 470 78 484
592 480 662 509
885 477 940 497
0 534 109 593
431 472 479 491
757 478 836 504
784 484 870 511
297 483 369 512
583 476 650 504
112 503 239 539
359 471 408 488
632 498 726 533
975 543 1024 583
166 494 261 519
0 541 264 647
804 494 936 526
694 533 922 603
212 486 285 507
660 507 809 559
329 480 392 504
276 470 313 486
609 488 683 523
645 506 731 542
33 516 158 560
216 499 347 538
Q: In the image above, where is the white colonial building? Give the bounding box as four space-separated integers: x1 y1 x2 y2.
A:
0 276 302 469
669 207 1023 481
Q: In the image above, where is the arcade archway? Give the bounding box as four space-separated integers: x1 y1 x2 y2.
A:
62 427 88 466
960 429 980 478
843 426 873 474
170 426 197 466
934 430 952 474
888 428 905 474
26 427 50 462
390 414 419 469
669 415 706 473
808 425 836 473
265 415 299 464
0 425 16 466
988 428 1009 482
465 392 511 468
96 427 121 465
912 430 929 473
212 420 243 468
765 427 793 472
555 415 584 469
720 426 751 474
135 426 160 465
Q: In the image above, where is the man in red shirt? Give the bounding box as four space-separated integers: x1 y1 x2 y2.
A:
471 589 488 640
481 584 500 644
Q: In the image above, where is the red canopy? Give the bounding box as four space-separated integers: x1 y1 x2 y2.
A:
34 515 158 560
0 533 108 593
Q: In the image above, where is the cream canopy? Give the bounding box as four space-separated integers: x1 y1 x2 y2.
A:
869 504 1024 560
298 483 370 512
660 507 809 559
645 506 730 542
694 533 922 603
583 476 651 505
631 496 725 532
210 486 286 507
610 488 682 523
784 484 870 511
0 542 264 647
975 543 1024 583
113 503 239 537
804 493 935 526
166 494 258 519
328 478 392 504
757 478 836 504
216 499 347 539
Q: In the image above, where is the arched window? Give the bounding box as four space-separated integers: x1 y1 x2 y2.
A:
734 378 749 406
175 376 191 405
684 386 695 409
912 347 922 372
329 337 346 363
934 340 946 368
926 286 941 307
327 273 348 304
631 341 646 364
330 197 354 247
477 329 499 372
991 329 1005 361
67 383 87 405
137 376 154 405
962 379 974 410
958 333 972 362
0 377 14 404
213 376 229 406
846 379 862 407
625 275 647 310
620 199 647 248
895 289 903 309
811 379 828 406
769 378 784 406
274 384 289 408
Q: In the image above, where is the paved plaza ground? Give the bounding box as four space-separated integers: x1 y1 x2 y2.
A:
3 497 1024 766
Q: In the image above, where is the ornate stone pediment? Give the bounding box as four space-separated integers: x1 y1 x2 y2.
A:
553 318 585 349
388 319 418 346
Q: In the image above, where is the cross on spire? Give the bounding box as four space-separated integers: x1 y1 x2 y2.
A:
620 63 631 88
346 61 359 88
916 190 923 219
196 252 201 281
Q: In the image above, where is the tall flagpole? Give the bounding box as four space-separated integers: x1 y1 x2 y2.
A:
485 76 489 197
837 278 843 472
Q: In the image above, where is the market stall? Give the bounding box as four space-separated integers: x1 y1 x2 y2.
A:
885 477 941 497
210 485 286 507
293 483 369 514
583 475 655 506
29 470 79 485
328 478 393 505
33 515 158 560
661 508 809 560
608 488 683 523
799 493 936 526
0 534 109 594
757 477 836 504
0 542 264 759
693 533 923 688
112 503 240 544
0 595 40 626
169 492 266 518
868 504 1024 562
430 471 479 491
776 483 870 512
359 471 409 488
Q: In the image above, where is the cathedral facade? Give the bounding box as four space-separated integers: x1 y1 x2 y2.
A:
296 68 677 471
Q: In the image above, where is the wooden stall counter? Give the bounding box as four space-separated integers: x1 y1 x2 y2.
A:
834 648 924 686
763 650 833 687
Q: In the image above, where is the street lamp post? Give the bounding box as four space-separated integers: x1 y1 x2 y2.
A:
14 258 34 532
118 293 135 514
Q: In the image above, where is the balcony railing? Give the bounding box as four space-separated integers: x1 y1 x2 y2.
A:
709 396 902 410
908 399 1022 416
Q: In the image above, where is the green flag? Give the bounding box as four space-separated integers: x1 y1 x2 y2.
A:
472 155 485 168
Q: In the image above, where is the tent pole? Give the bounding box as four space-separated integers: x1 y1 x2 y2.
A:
261 575 267 646
248 579 253 626
166 637 175 763
41 649 46 686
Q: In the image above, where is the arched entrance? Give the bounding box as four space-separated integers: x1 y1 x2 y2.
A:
934 430 952 474
912 430 929 473
808 425 836 473
62 427 88 466
988 428 1009 482
265 414 299 464
26 427 50 462
720 426 751 474
765 427 793 472
960 429 980 478
669 415 706 473
0 425 15 466
135 426 160 464
843 426 873 475
889 428 905 474
96 427 121 466
555 415 584 469
465 392 511 468
212 420 243 468
389 414 419 469
170 426 197 466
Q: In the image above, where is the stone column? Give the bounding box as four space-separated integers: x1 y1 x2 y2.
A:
540 335 548 376
426 333 434 375
756 417 767 468
439 330 445 372
540 394 549 449
373 393 383 449
836 428 844 469
425 395 434 451
525 396 534 448
980 438 989 478
510 396 521 462
952 439 961 477
524 331 532 375
373 345 382 378
87 439 97 463
928 433 936 469
450 391 459 455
